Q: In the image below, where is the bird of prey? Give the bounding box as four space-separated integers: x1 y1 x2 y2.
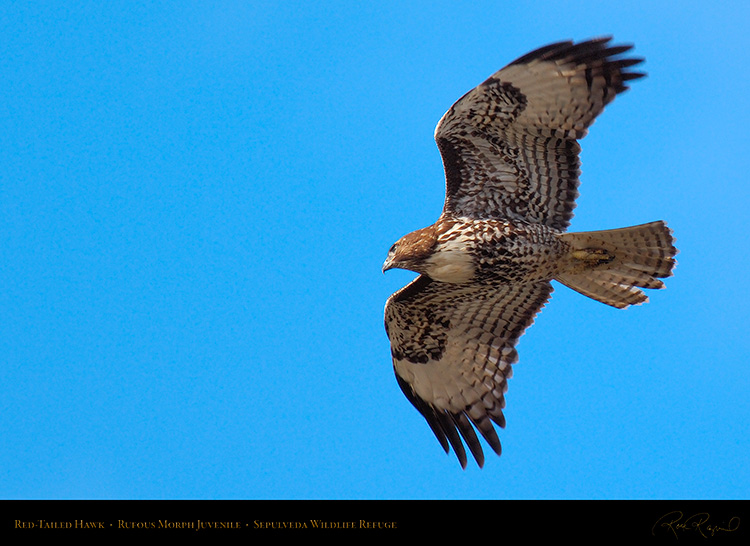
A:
382 37 677 468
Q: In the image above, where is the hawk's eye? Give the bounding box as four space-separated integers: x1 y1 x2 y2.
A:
389 243 397 254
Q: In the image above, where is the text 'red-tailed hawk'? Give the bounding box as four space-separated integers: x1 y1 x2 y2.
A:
383 37 677 468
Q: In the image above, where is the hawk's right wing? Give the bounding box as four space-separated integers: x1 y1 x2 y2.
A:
384 275 553 468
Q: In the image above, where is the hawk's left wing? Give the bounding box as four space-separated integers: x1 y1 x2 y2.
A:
435 37 644 230
384 275 553 468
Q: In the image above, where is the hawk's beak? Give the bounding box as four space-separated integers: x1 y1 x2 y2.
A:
382 255 395 273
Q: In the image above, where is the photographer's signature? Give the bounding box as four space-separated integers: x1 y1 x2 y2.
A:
652 511 740 539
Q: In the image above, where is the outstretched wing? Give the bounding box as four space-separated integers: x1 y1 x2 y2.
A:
384 275 553 468
435 37 644 230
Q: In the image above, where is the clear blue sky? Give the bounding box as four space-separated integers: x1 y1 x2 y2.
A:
1 1 748 500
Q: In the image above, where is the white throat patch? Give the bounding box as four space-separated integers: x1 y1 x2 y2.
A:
424 248 474 283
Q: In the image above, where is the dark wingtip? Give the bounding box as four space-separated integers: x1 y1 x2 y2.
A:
395 370 492 468
508 39 574 66
508 37 645 85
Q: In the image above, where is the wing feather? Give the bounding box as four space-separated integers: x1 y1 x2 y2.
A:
384 275 553 468
435 37 644 229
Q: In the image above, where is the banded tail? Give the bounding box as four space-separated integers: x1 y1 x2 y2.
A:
556 221 677 309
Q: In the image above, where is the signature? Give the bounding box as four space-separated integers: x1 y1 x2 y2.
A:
652 511 740 539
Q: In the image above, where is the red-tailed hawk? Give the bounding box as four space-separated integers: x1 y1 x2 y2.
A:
383 37 677 468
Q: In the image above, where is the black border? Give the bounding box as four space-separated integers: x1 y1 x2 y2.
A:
2 500 748 540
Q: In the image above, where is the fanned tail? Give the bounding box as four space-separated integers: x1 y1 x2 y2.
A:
555 221 677 309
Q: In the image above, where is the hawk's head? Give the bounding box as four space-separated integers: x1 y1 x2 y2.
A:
383 223 474 283
382 227 437 274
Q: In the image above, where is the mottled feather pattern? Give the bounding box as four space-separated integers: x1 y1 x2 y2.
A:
386 277 552 468
556 221 677 308
436 36 643 230
383 37 676 468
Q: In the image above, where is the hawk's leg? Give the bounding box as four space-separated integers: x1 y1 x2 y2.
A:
570 248 615 267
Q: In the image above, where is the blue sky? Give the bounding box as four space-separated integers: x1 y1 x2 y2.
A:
1 1 748 500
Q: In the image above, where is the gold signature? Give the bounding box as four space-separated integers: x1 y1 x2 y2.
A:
652 511 740 539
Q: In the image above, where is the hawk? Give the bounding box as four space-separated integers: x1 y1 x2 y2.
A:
382 37 677 468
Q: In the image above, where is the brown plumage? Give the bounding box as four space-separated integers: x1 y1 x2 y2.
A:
382 37 677 468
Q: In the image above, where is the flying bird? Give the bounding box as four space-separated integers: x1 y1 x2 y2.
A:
382 37 677 468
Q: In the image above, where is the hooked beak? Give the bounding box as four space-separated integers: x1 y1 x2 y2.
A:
382 256 394 273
